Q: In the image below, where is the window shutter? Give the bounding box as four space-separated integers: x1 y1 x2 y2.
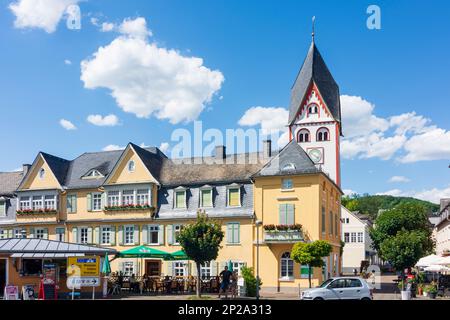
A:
142 225 148 245
0 201 6 217
118 226 124 246
158 225 165 245
8 229 13 238
101 193 106 209
94 227 100 244
287 204 295 225
167 225 173 245
72 195 77 212
29 228 35 239
191 262 198 276
43 228 49 240
234 223 240 243
72 227 78 243
87 227 93 244
86 193 92 212
212 260 218 276
110 226 116 246
134 225 140 245
226 224 233 243
279 204 287 225
166 261 173 277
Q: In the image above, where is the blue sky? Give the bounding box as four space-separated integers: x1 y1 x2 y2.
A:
0 0 449 203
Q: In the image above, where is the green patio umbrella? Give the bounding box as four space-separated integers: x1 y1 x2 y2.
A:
228 260 233 271
167 250 189 260
118 245 171 259
101 253 111 275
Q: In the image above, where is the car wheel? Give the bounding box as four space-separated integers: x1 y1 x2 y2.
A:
361 297 371 301
313 297 324 300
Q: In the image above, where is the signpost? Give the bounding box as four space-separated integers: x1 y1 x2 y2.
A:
66 256 100 300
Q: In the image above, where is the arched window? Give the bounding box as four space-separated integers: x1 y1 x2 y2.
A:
308 103 319 115
297 129 310 143
128 160 136 172
281 252 294 279
39 168 45 179
317 127 330 141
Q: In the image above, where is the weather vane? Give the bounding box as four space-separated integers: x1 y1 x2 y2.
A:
312 16 316 41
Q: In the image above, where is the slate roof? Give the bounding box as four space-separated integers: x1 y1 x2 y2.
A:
288 41 342 132
0 171 24 196
40 152 71 186
253 140 319 177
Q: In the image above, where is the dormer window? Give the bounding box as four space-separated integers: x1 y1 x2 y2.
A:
297 129 310 143
227 184 241 207
128 160 136 172
317 127 330 141
82 169 104 179
39 168 45 179
282 163 296 172
200 186 213 208
174 187 187 209
308 103 319 114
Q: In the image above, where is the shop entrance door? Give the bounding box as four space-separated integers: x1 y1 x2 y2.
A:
0 259 6 297
145 260 161 276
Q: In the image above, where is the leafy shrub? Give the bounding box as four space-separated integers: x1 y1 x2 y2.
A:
241 266 262 297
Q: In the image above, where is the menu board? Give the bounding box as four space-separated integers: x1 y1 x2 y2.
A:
43 263 57 284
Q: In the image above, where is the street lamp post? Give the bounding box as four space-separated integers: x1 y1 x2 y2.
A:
255 220 263 300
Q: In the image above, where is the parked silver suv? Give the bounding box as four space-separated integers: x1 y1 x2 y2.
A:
300 277 373 300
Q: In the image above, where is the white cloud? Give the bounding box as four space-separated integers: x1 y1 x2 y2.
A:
81 17 224 124
399 128 450 163
9 0 79 33
118 17 151 39
389 176 411 183
238 107 288 135
87 114 120 127
64 59 72 65
159 142 170 153
101 22 115 32
343 189 358 196
102 144 125 151
59 119 77 130
377 185 450 204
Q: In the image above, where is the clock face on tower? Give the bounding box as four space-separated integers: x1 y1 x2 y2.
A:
307 148 323 164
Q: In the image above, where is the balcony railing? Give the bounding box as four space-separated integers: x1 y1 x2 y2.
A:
263 228 304 243
17 209 57 216
104 204 154 212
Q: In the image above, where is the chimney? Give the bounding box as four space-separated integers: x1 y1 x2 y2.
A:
215 145 226 159
22 164 31 175
263 140 272 158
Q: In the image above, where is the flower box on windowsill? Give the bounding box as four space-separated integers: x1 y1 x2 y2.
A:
17 209 57 216
104 204 155 212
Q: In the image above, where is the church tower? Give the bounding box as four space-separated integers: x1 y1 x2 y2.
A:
288 38 342 186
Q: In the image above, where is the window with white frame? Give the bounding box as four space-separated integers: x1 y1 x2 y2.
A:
200 188 213 208
174 190 186 209
122 261 135 276
122 190 135 206
227 187 241 207
0 199 6 217
351 232 357 243
173 225 182 245
227 223 240 244
32 196 43 210
82 169 103 179
128 160 135 172
148 225 159 245
56 228 65 242
0 229 7 239
231 261 246 276
92 193 102 211
357 232 364 243
281 178 293 190
19 196 31 210
124 225 135 245
108 191 120 206
200 261 212 278
174 261 186 277
14 228 26 238
280 252 294 279
44 195 56 210
101 226 112 245
137 189 150 206
80 227 89 244
35 228 45 239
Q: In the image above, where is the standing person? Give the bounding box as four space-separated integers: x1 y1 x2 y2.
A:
218 266 233 299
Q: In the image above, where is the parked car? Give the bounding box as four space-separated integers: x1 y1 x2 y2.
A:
300 277 373 300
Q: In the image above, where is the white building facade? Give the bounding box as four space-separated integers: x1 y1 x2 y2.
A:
341 206 378 273
435 199 450 256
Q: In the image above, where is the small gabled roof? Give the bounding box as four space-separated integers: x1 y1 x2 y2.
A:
288 41 341 131
253 140 319 177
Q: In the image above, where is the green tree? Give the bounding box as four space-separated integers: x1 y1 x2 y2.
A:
176 210 224 297
291 240 332 288
370 202 434 253
240 266 262 297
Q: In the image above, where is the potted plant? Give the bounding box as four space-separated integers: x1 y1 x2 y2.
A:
417 283 424 296
397 280 411 300
427 285 437 299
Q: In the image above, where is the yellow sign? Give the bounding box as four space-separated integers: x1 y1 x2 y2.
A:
67 256 100 277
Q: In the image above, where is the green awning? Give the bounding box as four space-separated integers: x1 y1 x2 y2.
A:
118 245 171 259
167 250 189 260
101 253 111 275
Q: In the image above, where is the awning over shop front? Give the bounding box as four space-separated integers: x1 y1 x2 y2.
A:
118 245 171 259
0 238 117 257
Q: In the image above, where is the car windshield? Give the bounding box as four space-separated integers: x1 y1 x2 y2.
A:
318 279 334 288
